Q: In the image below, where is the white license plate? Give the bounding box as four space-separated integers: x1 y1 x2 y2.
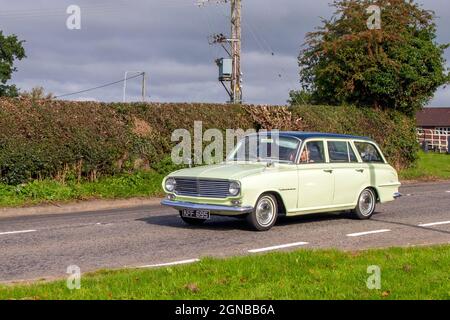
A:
182 209 211 220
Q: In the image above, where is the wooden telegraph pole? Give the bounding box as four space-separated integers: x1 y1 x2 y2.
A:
200 0 243 104
230 0 242 103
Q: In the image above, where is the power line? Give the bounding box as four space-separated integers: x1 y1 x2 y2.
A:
55 73 144 99
0 2 128 18
0 1 194 20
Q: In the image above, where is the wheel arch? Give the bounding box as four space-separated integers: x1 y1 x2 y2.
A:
356 185 380 204
257 190 287 217
368 186 380 203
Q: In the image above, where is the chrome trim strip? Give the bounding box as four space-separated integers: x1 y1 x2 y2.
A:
161 200 253 214
379 183 402 187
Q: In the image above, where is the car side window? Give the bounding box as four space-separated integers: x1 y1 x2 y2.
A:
299 141 325 164
354 142 384 163
328 141 358 163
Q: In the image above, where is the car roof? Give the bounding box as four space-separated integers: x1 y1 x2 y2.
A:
252 131 374 142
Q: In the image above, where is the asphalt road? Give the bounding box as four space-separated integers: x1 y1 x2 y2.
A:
1 181 449 282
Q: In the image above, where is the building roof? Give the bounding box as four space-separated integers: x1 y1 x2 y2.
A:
417 108 450 127
250 131 373 141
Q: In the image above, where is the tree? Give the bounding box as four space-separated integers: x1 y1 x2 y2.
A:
20 86 54 101
296 0 450 116
0 31 26 97
287 89 314 105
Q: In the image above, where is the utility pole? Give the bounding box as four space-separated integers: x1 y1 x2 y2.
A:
123 71 147 103
230 0 242 103
142 72 147 102
200 0 242 104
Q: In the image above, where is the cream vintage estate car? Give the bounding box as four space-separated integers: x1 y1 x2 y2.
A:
162 132 401 231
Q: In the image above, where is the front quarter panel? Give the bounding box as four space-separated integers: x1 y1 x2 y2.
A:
239 164 298 213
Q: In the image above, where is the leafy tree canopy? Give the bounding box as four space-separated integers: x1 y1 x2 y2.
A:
0 31 26 97
295 0 450 116
287 89 314 105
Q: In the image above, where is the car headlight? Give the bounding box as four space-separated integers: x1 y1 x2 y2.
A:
229 181 241 196
165 178 176 192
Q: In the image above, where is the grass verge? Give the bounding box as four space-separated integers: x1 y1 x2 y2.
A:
0 171 164 207
400 151 450 181
1 246 449 300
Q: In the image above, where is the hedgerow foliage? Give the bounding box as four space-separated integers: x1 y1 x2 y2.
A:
0 98 417 185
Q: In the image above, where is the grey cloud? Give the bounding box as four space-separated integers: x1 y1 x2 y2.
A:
1 0 449 105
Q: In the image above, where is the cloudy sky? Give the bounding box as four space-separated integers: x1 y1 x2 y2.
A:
1 0 449 105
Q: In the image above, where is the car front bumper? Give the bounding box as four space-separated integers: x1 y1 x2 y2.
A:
161 199 254 215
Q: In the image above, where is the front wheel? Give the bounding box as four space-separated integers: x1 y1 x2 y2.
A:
353 188 376 220
246 194 278 231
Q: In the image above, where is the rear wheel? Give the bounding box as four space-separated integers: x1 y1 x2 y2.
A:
246 194 278 231
179 211 207 225
353 188 376 220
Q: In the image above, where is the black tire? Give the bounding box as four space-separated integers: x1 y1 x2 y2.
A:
353 188 376 220
246 194 278 231
179 211 207 226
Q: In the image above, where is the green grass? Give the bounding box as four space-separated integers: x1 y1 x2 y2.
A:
400 151 450 181
0 171 164 207
1 246 449 300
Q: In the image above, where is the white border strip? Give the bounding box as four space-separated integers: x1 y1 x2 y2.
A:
419 221 450 227
0 230 37 236
248 242 309 253
347 229 391 237
136 259 200 269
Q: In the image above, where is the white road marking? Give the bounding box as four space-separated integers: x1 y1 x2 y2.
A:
418 221 450 227
446 191 450 193
346 229 391 237
136 259 200 269
0 230 37 236
248 242 309 253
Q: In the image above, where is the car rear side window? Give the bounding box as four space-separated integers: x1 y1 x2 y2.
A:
354 142 384 163
328 141 358 163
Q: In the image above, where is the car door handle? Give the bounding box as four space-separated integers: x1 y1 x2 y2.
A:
356 169 365 173
323 169 333 173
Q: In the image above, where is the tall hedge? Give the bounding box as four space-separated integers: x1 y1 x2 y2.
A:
0 98 417 185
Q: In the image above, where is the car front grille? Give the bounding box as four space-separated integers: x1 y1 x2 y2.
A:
174 178 230 198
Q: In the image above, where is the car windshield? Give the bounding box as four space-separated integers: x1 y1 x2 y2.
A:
227 135 300 164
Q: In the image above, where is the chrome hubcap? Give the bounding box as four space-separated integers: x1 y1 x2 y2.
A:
359 190 375 216
256 196 276 227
